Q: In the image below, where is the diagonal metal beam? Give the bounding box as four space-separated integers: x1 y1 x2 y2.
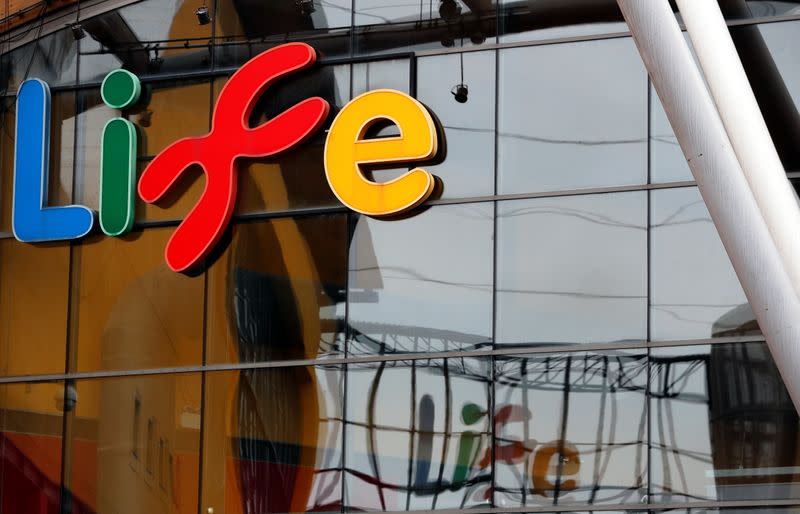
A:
617 0 800 413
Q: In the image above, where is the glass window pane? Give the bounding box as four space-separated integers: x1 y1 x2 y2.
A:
733 20 800 172
348 204 494 355
498 38 647 194
79 0 213 82
344 358 492 511
650 342 800 503
496 192 647 347
417 50 496 199
353 58 410 95
202 365 343 514
650 187 758 340
0 239 70 376
69 228 204 373
206 215 347 364
66 373 201 514
0 381 65 514
495 350 648 506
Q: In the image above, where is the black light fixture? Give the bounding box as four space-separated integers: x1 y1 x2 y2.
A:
439 0 461 22
70 23 85 40
451 50 468 103
297 0 316 15
451 83 468 103
148 47 164 71
195 4 211 25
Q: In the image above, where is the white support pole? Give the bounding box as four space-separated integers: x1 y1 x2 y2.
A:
676 0 800 299
616 0 800 412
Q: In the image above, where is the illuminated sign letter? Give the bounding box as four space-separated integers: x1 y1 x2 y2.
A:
138 43 330 273
13 79 94 242
324 89 438 217
100 69 141 236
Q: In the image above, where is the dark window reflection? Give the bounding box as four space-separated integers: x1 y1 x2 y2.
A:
417 51 496 198
498 0 626 44
732 20 800 172
0 381 67 514
494 351 648 507
650 187 758 340
496 192 647 346
206 215 347 364
79 0 213 82
348 204 494 355
650 343 800 503
202 365 343 514
69 228 205 373
497 38 647 194
0 28 77 93
353 0 494 56
344 358 492 510
65 374 201 514
214 0 352 65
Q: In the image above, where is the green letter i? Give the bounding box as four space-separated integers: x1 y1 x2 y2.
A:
99 69 141 236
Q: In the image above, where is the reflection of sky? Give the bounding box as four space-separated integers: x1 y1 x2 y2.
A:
496 192 647 345
497 37 647 194
348 204 494 350
650 187 751 340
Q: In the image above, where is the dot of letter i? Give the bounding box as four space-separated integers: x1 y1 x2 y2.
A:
100 69 140 236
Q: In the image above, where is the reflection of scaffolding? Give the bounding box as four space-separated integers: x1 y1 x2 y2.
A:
341 326 799 508
348 322 491 355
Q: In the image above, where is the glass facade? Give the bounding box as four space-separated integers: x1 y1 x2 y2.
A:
1 2 800 514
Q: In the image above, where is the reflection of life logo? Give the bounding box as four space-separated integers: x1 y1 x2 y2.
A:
10 43 441 272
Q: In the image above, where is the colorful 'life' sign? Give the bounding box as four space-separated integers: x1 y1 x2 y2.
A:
9 42 441 272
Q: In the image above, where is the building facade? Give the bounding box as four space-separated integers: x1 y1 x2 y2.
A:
1 1 800 514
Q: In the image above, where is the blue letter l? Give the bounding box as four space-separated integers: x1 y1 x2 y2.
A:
13 79 93 242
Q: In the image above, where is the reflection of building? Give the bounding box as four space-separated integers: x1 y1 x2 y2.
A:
2 1 800 514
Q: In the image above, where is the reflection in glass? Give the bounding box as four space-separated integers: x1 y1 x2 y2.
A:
497 38 647 194
69 229 204 372
650 187 757 340
0 239 70 377
79 0 213 81
496 192 647 346
211 65 350 215
353 58 410 96
650 84 692 183
0 381 67 514
417 51 496 198
214 0 352 65
344 358 492 511
650 343 800 503
495 351 648 506
348 204 493 355
0 29 77 93
498 0 626 44
202 365 343 514
353 0 493 55
206 215 347 364
66 373 201 514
